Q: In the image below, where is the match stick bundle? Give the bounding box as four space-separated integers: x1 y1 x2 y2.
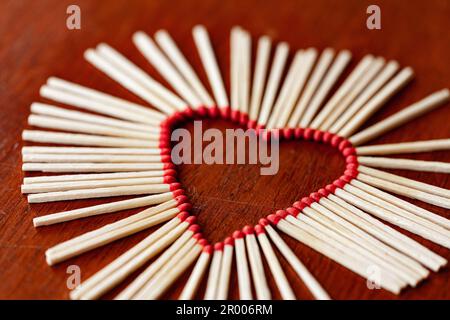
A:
21 25 450 300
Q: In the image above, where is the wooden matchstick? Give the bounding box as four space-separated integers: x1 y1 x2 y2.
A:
287 48 334 127
192 25 229 108
356 172 450 209
71 216 195 300
350 178 450 230
85 47 179 114
28 114 158 140
27 183 177 203
310 54 375 129
266 50 304 129
22 130 158 148
358 165 450 199
23 162 168 173
318 196 429 278
155 30 215 106
33 191 179 226
238 30 251 116
23 154 164 164
230 27 241 113
260 219 331 299
23 169 172 184
216 238 234 300
46 77 166 121
350 89 450 145
338 67 414 137
248 35 271 123
46 208 183 265
358 156 450 174
243 226 271 300
204 242 224 299
328 60 399 133
317 57 386 131
254 225 295 299
46 198 183 253
257 42 289 126
31 103 159 133
178 245 212 300
22 146 165 155
22 176 174 194
299 50 352 127
356 138 450 156
232 230 253 300
115 226 200 299
133 31 202 108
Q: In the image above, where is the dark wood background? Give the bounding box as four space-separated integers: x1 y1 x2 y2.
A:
0 0 449 300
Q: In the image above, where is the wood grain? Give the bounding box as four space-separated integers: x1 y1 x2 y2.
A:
0 0 449 299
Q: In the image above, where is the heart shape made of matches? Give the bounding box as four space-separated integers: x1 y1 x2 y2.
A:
158 105 359 247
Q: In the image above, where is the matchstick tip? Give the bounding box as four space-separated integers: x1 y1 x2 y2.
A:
176 211 190 221
177 202 192 212
254 224 265 235
163 176 176 184
214 242 224 251
286 207 300 217
203 245 213 254
192 232 203 240
171 189 185 197
275 210 288 218
267 214 281 225
198 239 209 247
189 224 201 233
293 201 306 211
185 215 197 224
258 218 269 226
242 225 254 235
164 168 177 176
232 230 244 239
224 237 234 246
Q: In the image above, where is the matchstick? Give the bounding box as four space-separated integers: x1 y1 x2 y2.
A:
96 43 189 112
260 219 331 299
216 238 234 300
317 57 386 131
331 185 447 270
46 198 185 253
310 54 375 129
75 217 195 300
305 202 422 285
248 35 271 124
266 50 304 129
22 176 175 194
233 230 253 300
138 239 204 300
318 196 429 278
22 130 158 148
287 48 334 127
338 67 414 137
299 50 351 127
85 47 179 114
350 178 450 230
115 226 200 299
257 42 289 126
230 27 241 113
28 114 157 140
133 31 202 108
23 169 174 184
358 165 450 199
46 208 184 265
192 25 229 108
23 162 169 173
238 30 251 116
284 211 406 291
355 138 450 156
178 245 212 300
33 190 181 226
349 89 450 145
244 226 271 300
31 103 160 133
275 48 317 128
22 146 166 155
358 156 450 174
23 153 165 164
328 60 399 133
45 77 166 121
342 183 450 248
204 242 224 299
356 172 450 209
254 225 295 300
27 183 178 203
155 30 215 106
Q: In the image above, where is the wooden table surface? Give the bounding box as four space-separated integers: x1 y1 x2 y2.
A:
0 0 449 300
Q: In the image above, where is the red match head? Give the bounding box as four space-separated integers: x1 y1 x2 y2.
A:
203 244 213 253
164 168 177 177
185 215 197 225
175 195 188 205
176 211 190 221
243 225 254 235
169 182 181 191
267 214 281 225
192 232 203 240
232 230 244 239
275 210 288 218
214 242 224 251
188 224 201 233
171 189 184 197
259 218 269 227
177 202 192 212
224 237 234 246
254 224 265 235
